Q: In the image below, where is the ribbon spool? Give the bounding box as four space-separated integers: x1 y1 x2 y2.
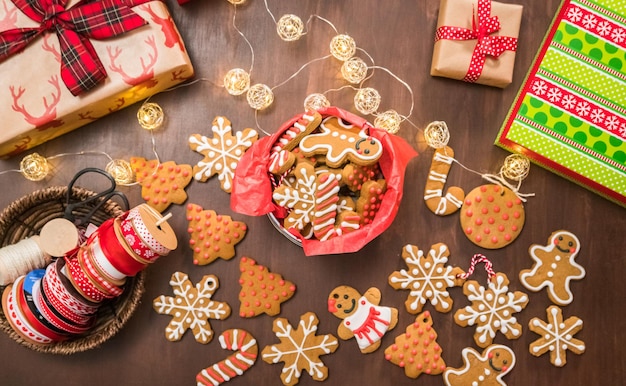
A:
0 236 51 286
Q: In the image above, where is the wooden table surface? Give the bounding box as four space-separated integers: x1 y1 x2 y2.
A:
1 0 624 385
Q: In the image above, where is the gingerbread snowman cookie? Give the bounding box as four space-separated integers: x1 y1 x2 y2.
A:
327 285 398 354
444 344 516 386
519 230 585 306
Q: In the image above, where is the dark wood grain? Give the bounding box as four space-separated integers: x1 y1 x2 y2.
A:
1 0 624 385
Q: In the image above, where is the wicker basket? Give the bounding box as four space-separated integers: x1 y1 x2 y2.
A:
0 186 145 354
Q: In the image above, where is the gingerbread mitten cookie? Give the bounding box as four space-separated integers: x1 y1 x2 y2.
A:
384 311 446 379
520 230 585 306
327 285 398 354
444 344 515 386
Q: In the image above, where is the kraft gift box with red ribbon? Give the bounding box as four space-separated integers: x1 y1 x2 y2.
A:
0 0 194 158
431 0 523 88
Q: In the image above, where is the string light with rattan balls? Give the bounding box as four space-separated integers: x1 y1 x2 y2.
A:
374 110 402 134
341 57 368 84
423 121 450 149
137 102 164 130
303 93 330 111
247 83 274 110
105 159 135 185
354 87 381 115
276 14 304 41
20 153 49 181
330 34 356 61
226 0 246 4
502 153 531 181
224 68 251 95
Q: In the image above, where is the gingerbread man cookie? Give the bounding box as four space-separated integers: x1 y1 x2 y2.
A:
299 116 383 168
444 344 516 386
327 285 398 354
519 230 585 306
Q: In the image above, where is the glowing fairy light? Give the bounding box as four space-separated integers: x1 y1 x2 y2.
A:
502 153 531 181
341 57 368 84
330 34 356 61
137 102 164 131
276 14 304 41
354 87 381 115
105 159 135 185
423 121 450 149
246 83 274 110
224 68 251 95
303 93 330 111
374 110 401 134
20 153 49 181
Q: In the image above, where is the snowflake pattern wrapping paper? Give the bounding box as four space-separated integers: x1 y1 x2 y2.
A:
153 272 231 344
496 0 626 207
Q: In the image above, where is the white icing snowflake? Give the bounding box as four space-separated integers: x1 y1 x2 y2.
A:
189 116 258 192
262 312 338 386
272 163 317 230
529 305 585 367
455 273 529 348
388 243 464 313
153 272 231 344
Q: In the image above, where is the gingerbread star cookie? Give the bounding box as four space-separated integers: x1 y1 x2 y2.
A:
454 272 529 348
384 310 446 379
153 272 231 344
528 305 585 367
238 257 296 318
444 344 516 386
261 312 338 386
327 285 398 354
520 230 585 306
388 243 465 313
189 116 258 193
186 203 247 266
131 157 193 212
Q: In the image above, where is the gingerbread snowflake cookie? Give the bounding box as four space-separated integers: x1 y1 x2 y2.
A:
444 344 516 386
262 312 338 386
528 305 585 367
153 272 231 343
189 116 258 192
327 285 398 354
186 203 247 266
454 272 529 348
384 310 446 379
130 157 193 212
520 230 585 306
388 243 465 313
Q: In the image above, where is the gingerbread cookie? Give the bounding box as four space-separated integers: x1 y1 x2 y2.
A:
186 203 247 266
189 116 258 193
130 157 193 212
238 257 296 318
356 179 387 225
153 272 231 343
423 146 465 216
384 310 446 378
528 305 585 367
327 285 398 354
388 243 465 314
312 172 341 241
460 184 525 249
261 312 338 386
444 344 515 386
342 162 380 192
272 163 317 232
269 110 322 175
454 272 529 348
520 230 585 306
299 116 383 167
196 329 258 385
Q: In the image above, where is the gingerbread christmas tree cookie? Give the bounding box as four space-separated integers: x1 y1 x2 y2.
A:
238 257 296 318
444 344 516 386
153 272 231 344
388 243 465 314
384 310 446 379
188 116 258 193
261 312 338 386
130 157 193 212
528 305 585 367
186 203 247 266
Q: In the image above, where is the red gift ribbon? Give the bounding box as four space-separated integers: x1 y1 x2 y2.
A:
435 0 518 83
0 0 151 95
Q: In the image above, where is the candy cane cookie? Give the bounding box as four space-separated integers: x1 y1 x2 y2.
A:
424 146 465 216
313 172 341 241
196 329 258 386
269 110 322 174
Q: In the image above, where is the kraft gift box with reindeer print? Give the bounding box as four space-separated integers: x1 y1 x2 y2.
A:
0 0 194 158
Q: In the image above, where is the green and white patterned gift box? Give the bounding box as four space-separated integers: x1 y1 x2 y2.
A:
496 0 626 207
